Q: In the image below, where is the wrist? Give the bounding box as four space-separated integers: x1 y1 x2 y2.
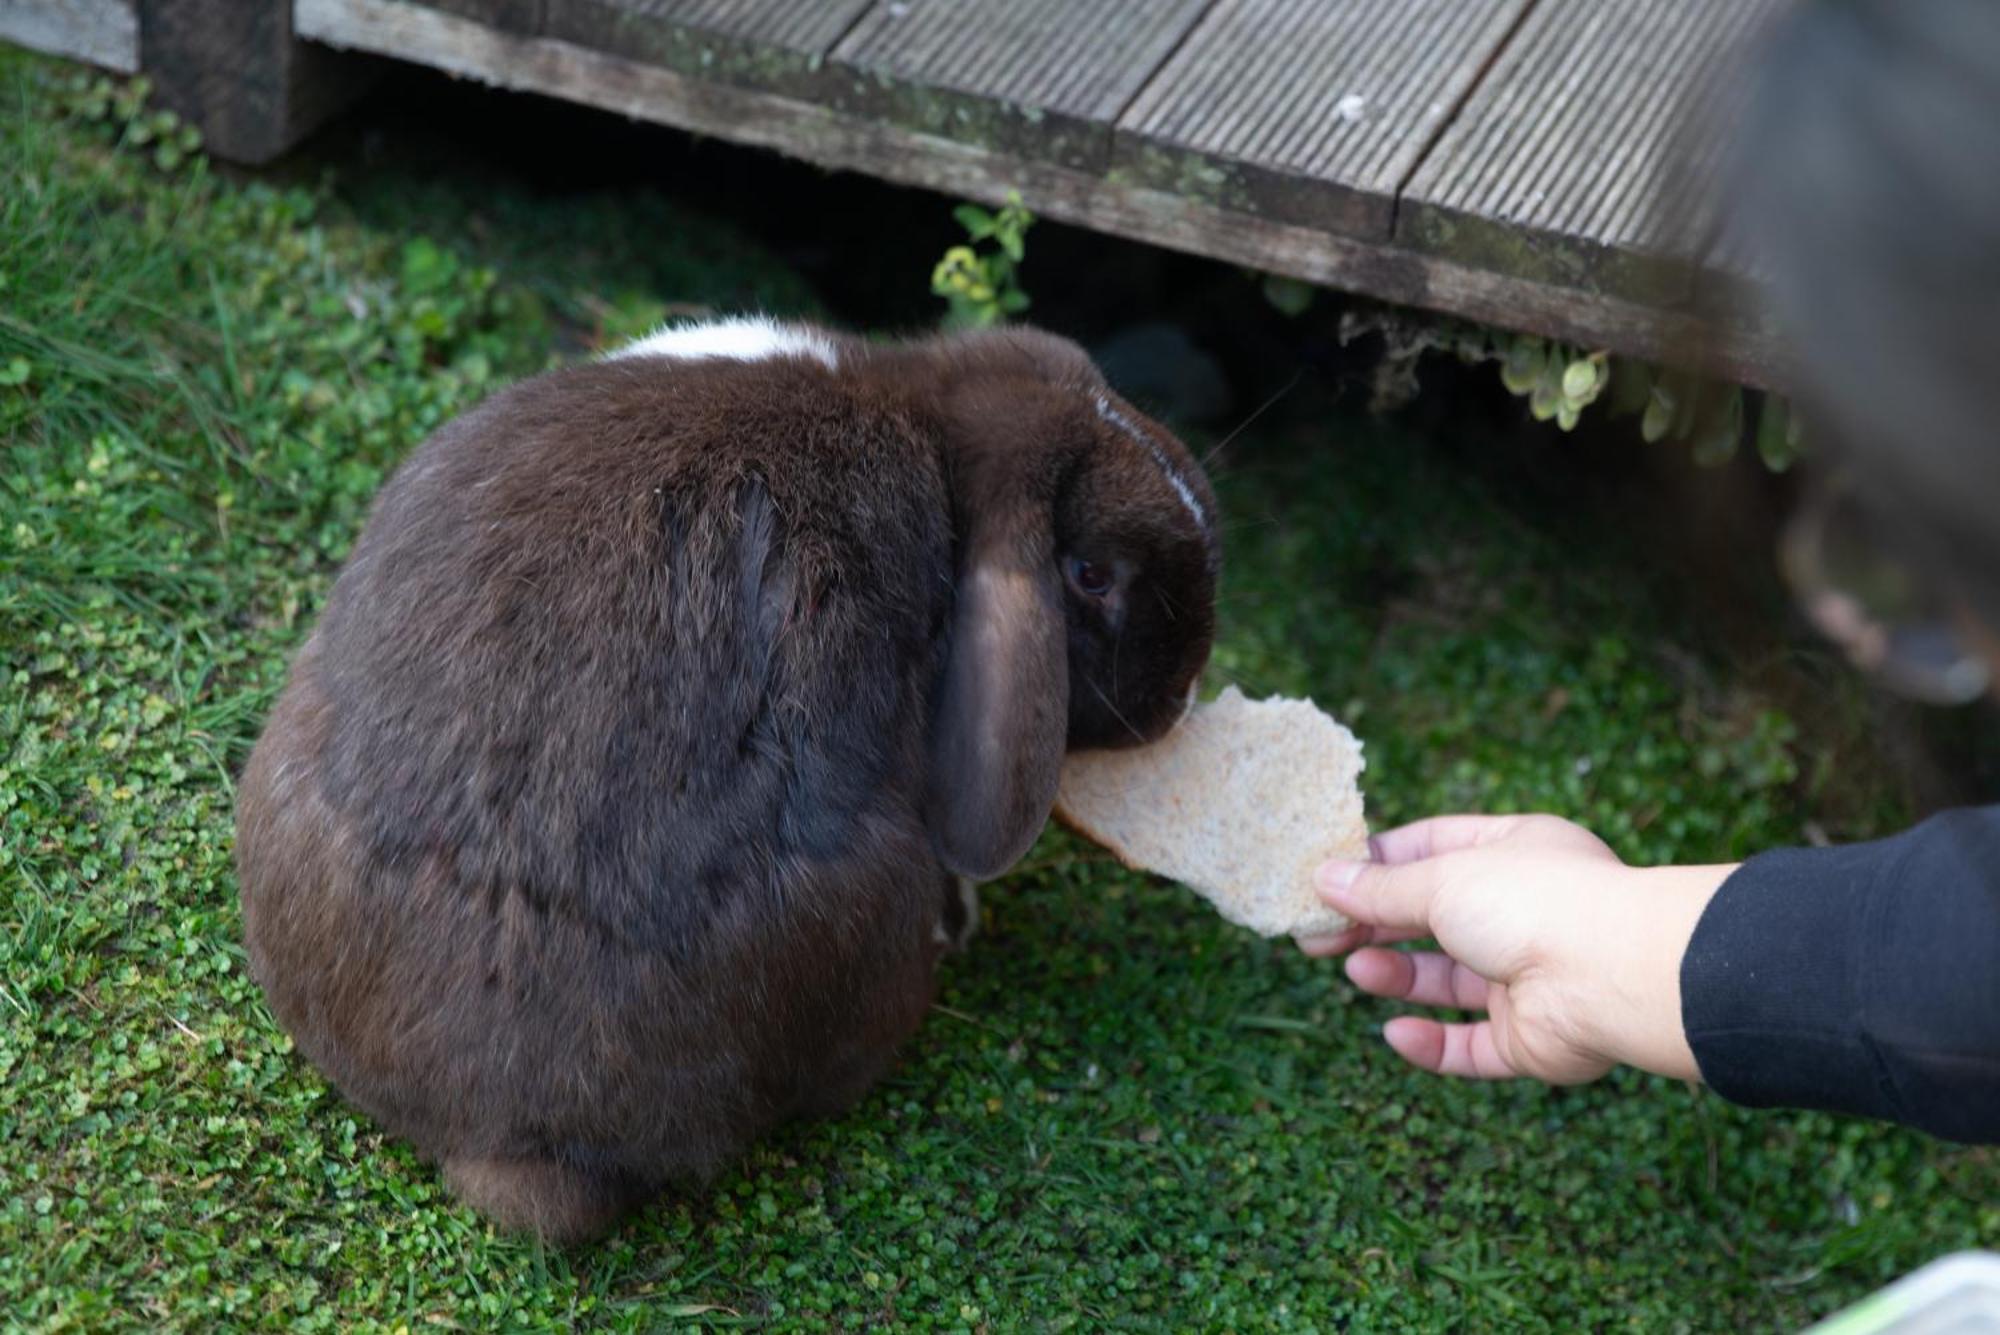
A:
1589 863 1735 1082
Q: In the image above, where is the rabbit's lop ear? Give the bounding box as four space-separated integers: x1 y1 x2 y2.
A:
927 503 1069 883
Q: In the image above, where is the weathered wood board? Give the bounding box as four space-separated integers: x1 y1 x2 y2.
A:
13 0 1797 385
1398 0 1786 305
296 0 1783 387
534 0 871 97
0 0 139 72
1114 0 1531 239
827 0 1214 171
416 0 543 35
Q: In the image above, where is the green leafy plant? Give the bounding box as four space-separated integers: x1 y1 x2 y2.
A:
54 71 203 172
1496 339 1608 432
1332 300 1805 470
1493 332 1803 469
931 191 1034 329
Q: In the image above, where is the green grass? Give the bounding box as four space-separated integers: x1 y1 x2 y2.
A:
2 53 1994 1332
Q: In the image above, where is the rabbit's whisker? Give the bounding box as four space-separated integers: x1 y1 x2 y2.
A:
1200 371 1302 471
1088 676 1145 745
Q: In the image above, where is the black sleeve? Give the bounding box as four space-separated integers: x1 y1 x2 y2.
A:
1679 806 2000 1144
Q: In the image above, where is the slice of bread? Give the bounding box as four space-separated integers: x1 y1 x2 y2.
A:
1053 686 1368 940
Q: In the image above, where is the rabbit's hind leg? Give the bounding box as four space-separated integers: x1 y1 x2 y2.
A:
443 1151 655 1245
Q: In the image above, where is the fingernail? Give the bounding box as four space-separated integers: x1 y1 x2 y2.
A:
1315 860 1365 902
1295 926 1358 956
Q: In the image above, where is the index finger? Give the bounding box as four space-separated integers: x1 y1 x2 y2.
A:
1367 815 1536 865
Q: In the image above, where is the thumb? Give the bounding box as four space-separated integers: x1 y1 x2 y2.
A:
1315 854 1448 936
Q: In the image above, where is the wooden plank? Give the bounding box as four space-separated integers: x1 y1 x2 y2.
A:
536 0 871 96
1399 0 1786 305
0 0 140 72
565 0 870 51
828 0 1213 171
415 0 543 36
1114 0 1528 240
293 0 1782 388
140 0 377 164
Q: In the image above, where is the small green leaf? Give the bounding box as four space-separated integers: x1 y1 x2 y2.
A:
0 357 31 387
1755 395 1798 472
1690 387 1744 466
953 204 997 239
1529 380 1561 421
1500 339 1545 396
1561 358 1606 407
1260 275 1316 317
1661 370 1704 440
1642 389 1672 443
1561 360 1595 401
400 237 459 296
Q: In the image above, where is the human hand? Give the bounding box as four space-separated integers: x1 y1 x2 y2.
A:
1299 815 1733 1085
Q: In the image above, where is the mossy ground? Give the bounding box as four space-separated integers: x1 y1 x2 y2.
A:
2 52 1994 1332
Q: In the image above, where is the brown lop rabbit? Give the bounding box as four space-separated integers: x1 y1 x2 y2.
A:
236 318 1219 1242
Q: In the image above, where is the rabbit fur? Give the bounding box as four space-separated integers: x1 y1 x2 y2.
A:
235 320 1219 1242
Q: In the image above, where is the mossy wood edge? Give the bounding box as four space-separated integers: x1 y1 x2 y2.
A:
291 0 1782 389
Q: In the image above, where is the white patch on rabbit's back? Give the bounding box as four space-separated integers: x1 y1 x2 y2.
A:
1093 394 1207 531
607 317 838 370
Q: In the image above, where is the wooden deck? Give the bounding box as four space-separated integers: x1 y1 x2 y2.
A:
7 0 1792 384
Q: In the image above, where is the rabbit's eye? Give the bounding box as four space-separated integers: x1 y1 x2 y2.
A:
1068 557 1115 599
